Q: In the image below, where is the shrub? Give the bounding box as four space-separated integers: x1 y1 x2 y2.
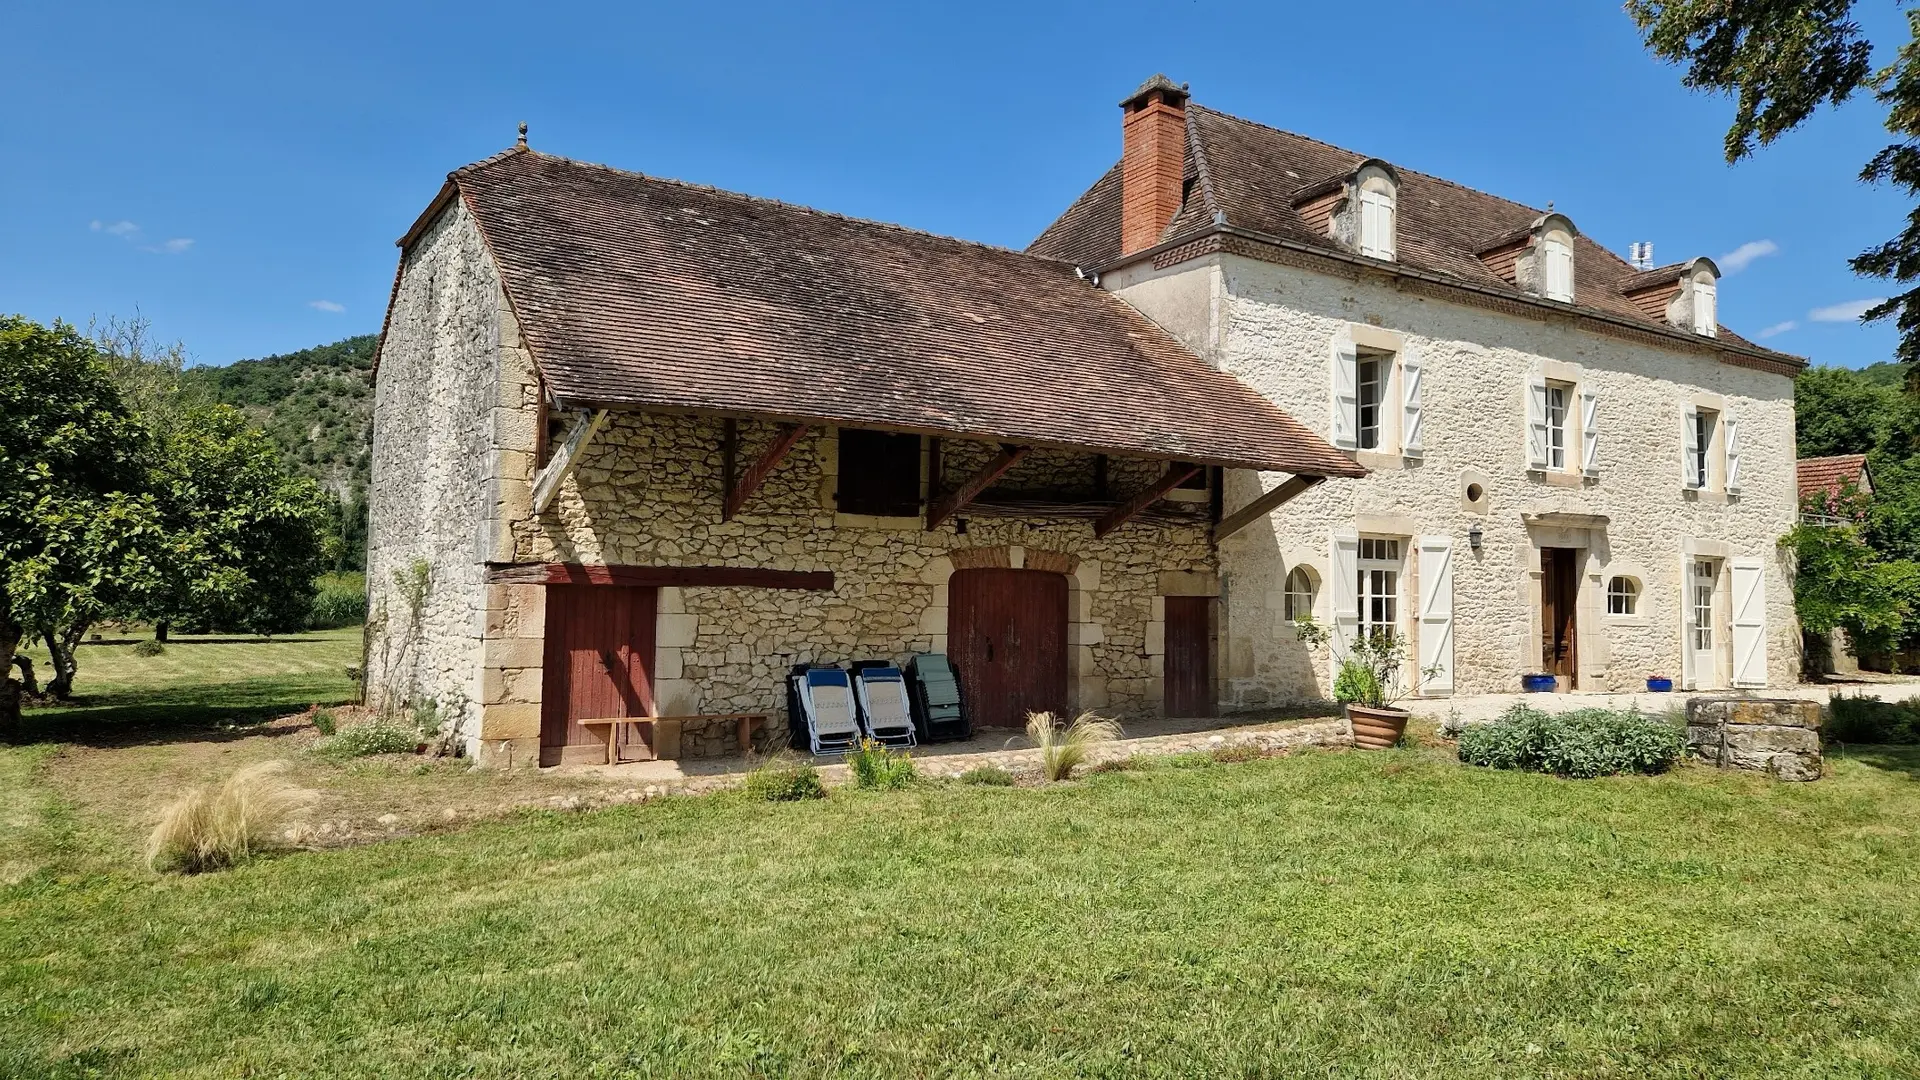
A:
315 718 419 760
147 761 313 874
311 708 337 737
846 739 916 790
958 765 1015 786
309 572 368 630
131 639 165 657
1457 704 1685 778
1028 710 1123 781
743 756 826 802
1826 693 1920 745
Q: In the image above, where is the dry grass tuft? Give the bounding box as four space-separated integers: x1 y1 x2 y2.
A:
146 761 314 874
1027 711 1124 781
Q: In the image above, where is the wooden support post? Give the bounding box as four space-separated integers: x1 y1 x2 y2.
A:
724 423 809 521
927 444 1028 529
531 408 609 515
1093 462 1200 539
1213 474 1324 541
721 419 738 516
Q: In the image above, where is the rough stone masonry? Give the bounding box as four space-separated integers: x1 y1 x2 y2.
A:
1686 697 1822 782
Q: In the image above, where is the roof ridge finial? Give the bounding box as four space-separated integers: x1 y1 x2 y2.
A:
517 121 529 149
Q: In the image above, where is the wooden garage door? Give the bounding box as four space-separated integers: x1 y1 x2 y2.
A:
540 585 657 766
1164 595 1215 718
948 568 1068 729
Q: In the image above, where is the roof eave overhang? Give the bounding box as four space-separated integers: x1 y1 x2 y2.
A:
542 395 1367 479
1092 224 1808 373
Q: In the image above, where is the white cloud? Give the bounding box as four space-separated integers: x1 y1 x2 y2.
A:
141 238 193 255
90 219 140 237
308 300 345 313
1717 239 1779 274
1809 298 1886 323
1757 320 1797 339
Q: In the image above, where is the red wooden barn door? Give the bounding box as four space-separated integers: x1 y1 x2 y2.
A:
1164 595 1215 718
540 585 658 766
947 568 1068 728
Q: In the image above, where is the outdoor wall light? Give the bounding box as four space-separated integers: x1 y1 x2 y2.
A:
1467 523 1484 551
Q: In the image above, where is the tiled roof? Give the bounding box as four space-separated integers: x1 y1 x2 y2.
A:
430 148 1363 477
1029 103 1796 366
1797 454 1871 501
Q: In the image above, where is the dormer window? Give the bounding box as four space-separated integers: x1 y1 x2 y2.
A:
1543 234 1574 302
1693 276 1717 336
1359 188 1394 259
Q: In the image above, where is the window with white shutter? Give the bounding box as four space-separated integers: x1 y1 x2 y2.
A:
1330 530 1361 672
1724 412 1742 493
1330 332 1358 450
1682 406 1707 489
1543 236 1574 302
1525 376 1550 470
1400 345 1424 457
1416 535 1454 694
1579 387 1599 475
1693 278 1717 336
1731 558 1766 688
1359 189 1395 259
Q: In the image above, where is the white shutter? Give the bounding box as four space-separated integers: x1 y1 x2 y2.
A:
1400 345 1424 457
1682 406 1701 488
1694 279 1718 336
1579 386 1599 476
1525 376 1550 469
1330 529 1360 671
1330 331 1358 450
1545 240 1573 302
1731 557 1766 688
1724 411 1742 493
1359 190 1395 259
1381 196 1397 260
1682 554 1701 689
1416 535 1454 695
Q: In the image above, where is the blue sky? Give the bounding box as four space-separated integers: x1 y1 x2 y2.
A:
2 0 1910 369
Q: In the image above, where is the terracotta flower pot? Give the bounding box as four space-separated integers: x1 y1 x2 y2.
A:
1346 704 1411 750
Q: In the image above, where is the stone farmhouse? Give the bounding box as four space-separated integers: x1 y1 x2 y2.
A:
368 77 1802 767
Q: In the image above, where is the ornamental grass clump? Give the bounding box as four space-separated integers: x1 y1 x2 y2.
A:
846 739 917 791
1027 710 1123 781
1457 704 1684 778
147 761 313 874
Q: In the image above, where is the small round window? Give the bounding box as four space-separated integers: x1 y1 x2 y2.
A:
1607 576 1640 616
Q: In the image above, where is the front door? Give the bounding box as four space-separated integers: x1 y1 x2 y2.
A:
1689 558 1721 689
1540 547 1579 688
947 568 1068 728
1164 595 1215 718
540 584 657 766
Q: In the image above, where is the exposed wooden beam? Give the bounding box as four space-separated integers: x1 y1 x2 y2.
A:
721 419 738 515
531 408 609 515
1213 474 1324 541
487 563 835 590
723 423 809 521
1093 462 1200 539
927 444 1029 529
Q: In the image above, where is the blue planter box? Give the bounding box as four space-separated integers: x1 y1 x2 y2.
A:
1521 674 1558 693
1646 677 1674 692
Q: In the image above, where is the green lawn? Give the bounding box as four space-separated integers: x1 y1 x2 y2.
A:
4 738 1918 1078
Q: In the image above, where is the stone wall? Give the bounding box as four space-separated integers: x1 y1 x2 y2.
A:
366 201 515 738
1110 252 1800 705
1686 697 1822 781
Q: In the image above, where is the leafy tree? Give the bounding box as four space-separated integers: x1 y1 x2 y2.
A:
1790 486 1920 657
1631 2 1920 374
0 316 155 732
141 405 334 638
1795 364 1912 457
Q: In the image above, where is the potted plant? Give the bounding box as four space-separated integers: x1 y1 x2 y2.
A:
1646 675 1674 693
1334 629 1433 749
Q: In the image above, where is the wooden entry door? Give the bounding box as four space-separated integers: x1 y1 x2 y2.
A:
947 568 1068 728
1540 547 1579 687
1164 596 1215 717
540 585 657 766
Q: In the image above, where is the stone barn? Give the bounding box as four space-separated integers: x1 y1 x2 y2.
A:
366 140 1360 767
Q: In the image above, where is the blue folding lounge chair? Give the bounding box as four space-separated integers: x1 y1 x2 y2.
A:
850 664 917 749
906 653 969 743
790 667 862 756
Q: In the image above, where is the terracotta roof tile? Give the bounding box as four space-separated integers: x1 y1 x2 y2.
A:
447 149 1362 477
1797 454 1871 501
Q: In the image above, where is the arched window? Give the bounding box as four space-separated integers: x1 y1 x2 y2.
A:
1284 566 1318 621
1542 234 1574 303
1607 576 1639 616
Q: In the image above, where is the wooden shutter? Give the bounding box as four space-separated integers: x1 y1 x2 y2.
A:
1416 535 1454 694
1731 557 1766 688
1682 406 1701 488
1545 240 1574 301
1525 376 1550 469
1695 279 1718 336
1330 331 1358 450
1400 344 1424 457
1380 194 1397 259
837 429 921 516
1580 387 1599 476
1724 411 1742 493
1330 529 1360 670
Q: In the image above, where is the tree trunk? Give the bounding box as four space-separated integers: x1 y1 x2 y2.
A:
154 621 169 643
0 622 21 741
41 624 84 700
11 655 37 696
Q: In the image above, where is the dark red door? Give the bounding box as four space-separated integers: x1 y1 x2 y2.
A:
1164 595 1215 717
948 568 1068 728
541 585 657 766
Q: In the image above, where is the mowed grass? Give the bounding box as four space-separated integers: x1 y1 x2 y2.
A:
4 741 1920 1078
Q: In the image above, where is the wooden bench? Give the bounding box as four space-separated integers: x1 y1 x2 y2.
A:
578 714 770 766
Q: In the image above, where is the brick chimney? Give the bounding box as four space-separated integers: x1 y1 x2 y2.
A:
1120 74 1190 258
